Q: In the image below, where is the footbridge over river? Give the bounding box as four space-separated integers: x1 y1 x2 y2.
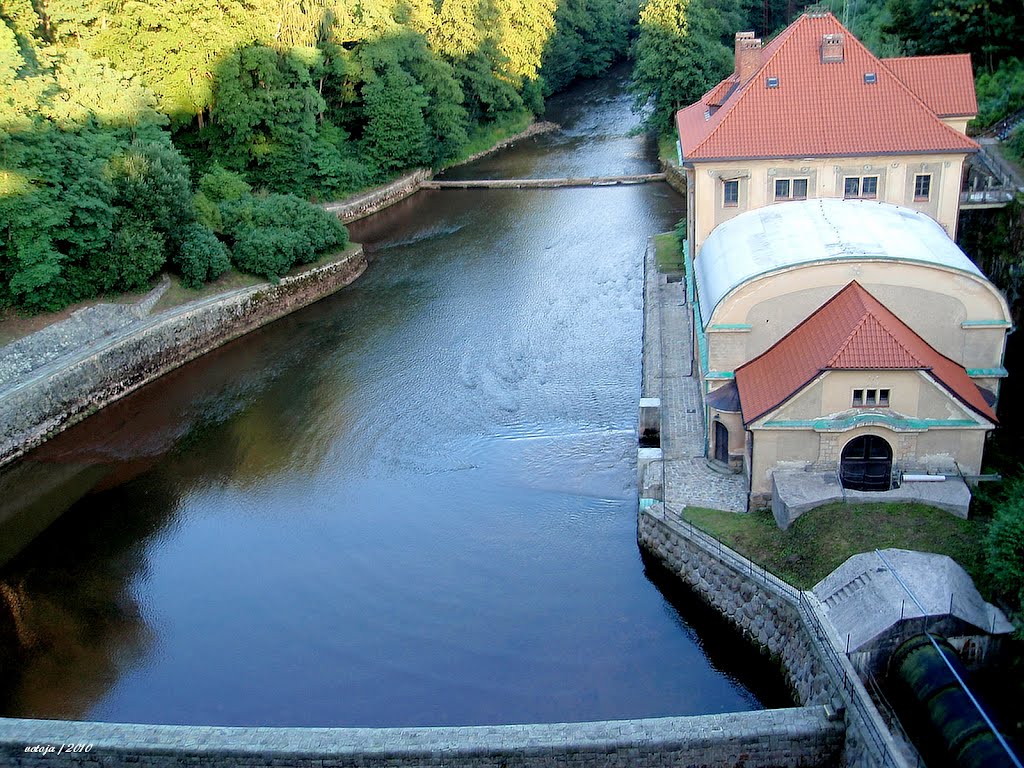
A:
421 172 666 189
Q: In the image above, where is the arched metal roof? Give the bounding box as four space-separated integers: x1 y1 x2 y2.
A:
694 199 987 328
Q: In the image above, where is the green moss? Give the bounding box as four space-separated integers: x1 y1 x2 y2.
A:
680 502 985 590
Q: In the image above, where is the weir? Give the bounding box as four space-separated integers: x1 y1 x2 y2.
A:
421 173 667 189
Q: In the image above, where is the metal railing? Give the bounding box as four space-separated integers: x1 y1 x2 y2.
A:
799 591 905 766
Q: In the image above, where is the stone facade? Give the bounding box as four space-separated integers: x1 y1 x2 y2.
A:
0 249 367 469
637 506 910 768
0 708 843 768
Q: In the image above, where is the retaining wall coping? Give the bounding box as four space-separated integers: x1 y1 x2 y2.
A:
0 707 839 759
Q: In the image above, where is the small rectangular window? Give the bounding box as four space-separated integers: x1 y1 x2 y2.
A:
766 76 780 88
879 389 890 406
864 72 877 84
723 179 739 207
862 176 878 198
852 389 864 406
844 177 860 198
865 389 877 406
792 178 808 199
774 179 790 200
914 174 931 202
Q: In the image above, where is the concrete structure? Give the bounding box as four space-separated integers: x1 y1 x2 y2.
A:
814 549 1014 676
675 12 979 256
0 709 844 768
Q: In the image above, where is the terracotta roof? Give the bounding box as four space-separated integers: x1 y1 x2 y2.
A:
734 282 997 425
676 13 978 161
882 54 977 117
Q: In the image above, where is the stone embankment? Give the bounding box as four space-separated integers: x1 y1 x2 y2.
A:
0 707 843 768
322 122 561 223
0 249 366 469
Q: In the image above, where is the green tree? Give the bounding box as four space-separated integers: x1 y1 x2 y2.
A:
359 63 430 173
986 483 1024 625
631 0 733 129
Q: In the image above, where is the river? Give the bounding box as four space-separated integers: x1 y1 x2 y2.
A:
0 68 791 727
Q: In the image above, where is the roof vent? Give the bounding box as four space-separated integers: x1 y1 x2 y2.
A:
821 33 844 63
864 72 877 84
766 75 779 88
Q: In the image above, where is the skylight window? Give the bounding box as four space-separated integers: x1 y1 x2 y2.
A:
766 76 780 88
864 72 877 84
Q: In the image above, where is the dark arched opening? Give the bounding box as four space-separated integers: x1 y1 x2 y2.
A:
714 421 729 464
840 435 892 491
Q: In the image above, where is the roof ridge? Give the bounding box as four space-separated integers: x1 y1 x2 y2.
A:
687 14 811 157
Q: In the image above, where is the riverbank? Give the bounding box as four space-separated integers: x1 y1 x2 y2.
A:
0 246 366 470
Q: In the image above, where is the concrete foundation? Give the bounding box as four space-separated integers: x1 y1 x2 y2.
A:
771 471 972 529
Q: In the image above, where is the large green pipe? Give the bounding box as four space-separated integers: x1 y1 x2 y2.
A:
892 634 1017 768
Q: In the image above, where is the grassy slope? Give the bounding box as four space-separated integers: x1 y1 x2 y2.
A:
681 502 985 591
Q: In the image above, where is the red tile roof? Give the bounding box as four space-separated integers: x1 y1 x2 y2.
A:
882 54 978 117
676 13 978 161
734 282 996 425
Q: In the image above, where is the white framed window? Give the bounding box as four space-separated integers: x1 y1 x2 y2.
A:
853 388 890 407
723 179 739 207
914 174 931 202
774 177 808 200
844 175 878 199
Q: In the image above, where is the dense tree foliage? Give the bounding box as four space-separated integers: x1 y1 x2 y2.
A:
1 0 637 313
630 0 732 129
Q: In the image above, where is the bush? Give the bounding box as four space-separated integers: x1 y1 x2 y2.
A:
96 218 166 292
176 224 231 288
986 486 1024 622
231 227 311 279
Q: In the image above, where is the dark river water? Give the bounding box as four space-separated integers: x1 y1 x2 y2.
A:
0 68 791 727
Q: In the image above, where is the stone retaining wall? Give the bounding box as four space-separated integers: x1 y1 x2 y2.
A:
323 170 433 223
0 249 367 469
0 707 843 768
637 507 909 768
661 161 687 196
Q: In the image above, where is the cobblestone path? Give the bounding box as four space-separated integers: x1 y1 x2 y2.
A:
642 241 747 513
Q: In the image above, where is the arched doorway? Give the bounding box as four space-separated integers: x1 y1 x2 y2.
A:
840 435 892 491
714 421 729 464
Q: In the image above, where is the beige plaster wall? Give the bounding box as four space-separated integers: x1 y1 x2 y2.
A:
703 262 1009 385
688 152 969 253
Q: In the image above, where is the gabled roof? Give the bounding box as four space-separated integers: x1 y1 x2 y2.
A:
881 54 977 117
676 13 978 161
734 281 997 425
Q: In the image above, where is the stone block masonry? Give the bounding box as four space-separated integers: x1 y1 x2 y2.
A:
0 249 367 469
637 507 909 768
0 707 843 768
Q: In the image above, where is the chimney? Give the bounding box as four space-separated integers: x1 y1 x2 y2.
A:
820 33 845 63
734 32 763 84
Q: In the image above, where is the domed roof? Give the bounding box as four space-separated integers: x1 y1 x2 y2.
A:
694 199 986 328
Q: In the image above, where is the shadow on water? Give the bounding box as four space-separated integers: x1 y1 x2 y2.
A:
640 551 796 710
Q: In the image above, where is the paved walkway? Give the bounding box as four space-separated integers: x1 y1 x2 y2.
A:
0 278 169 394
642 240 747 513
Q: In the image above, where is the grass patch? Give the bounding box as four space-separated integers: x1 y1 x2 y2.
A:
654 231 684 273
658 133 677 164
681 502 985 590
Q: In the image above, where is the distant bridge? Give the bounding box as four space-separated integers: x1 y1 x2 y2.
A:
420 173 667 189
